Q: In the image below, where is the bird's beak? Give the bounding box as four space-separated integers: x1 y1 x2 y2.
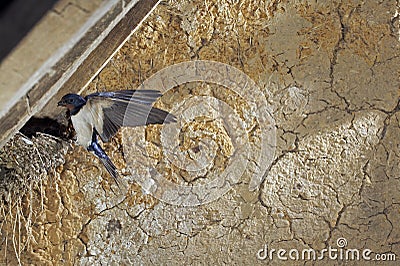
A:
57 100 65 107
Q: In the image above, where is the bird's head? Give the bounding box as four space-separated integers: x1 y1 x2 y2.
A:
58 94 86 115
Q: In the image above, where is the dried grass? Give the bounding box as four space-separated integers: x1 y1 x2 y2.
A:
0 133 68 264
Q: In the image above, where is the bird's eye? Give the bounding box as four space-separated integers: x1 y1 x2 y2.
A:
67 99 73 104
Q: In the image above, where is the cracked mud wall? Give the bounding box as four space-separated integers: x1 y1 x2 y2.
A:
1 0 400 264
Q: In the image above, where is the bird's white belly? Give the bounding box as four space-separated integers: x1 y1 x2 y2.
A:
71 107 94 147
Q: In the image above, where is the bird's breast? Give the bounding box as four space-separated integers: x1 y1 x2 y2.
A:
71 105 94 148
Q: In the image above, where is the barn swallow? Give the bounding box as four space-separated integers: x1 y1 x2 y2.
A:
58 90 175 188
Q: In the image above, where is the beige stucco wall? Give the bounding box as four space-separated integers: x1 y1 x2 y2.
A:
1 0 399 264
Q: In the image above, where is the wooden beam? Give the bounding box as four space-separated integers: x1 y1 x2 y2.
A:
0 0 160 148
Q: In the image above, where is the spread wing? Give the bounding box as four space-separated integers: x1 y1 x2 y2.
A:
85 90 176 142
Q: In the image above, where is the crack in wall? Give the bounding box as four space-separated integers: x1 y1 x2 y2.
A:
2 0 399 264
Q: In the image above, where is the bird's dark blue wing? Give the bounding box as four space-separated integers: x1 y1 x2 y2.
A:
85 90 176 142
87 90 163 105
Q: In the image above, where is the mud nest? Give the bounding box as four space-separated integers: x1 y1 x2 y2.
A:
0 133 68 261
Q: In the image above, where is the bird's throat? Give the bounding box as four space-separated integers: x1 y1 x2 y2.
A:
69 104 84 116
